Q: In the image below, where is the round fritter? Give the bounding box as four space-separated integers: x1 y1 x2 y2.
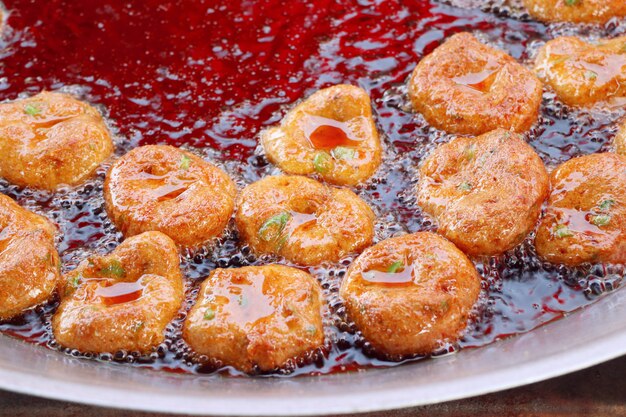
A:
535 36 626 107
183 264 324 373
261 84 382 186
340 232 481 357
52 231 184 353
614 119 626 155
523 0 626 24
535 153 626 266
235 175 375 266
0 193 60 320
0 91 114 190
417 129 550 257
104 145 237 249
408 32 543 135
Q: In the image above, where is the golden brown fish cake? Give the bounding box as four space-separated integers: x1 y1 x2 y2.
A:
408 32 543 135
235 175 375 266
535 153 626 266
261 84 382 186
614 118 626 155
535 36 626 107
104 145 237 249
417 129 550 257
52 231 184 353
183 265 324 373
0 193 60 320
340 232 481 358
0 91 114 190
523 0 626 24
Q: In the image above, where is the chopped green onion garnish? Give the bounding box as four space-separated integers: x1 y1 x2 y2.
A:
313 152 332 173
100 259 126 278
387 261 404 273
457 182 472 192
204 308 215 320
554 224 573 238
464 144 476 161
564 0 579 5
70 273 81 288
258 212 291 242
599 199 615 211
23 103 41 116
584 70 598 80
591 214 610 227
331 146 357 160
179 154 191 170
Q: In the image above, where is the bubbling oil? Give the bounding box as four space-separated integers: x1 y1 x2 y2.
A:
0 0 624 377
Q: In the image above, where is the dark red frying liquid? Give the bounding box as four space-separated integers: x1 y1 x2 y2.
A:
0 0 625 376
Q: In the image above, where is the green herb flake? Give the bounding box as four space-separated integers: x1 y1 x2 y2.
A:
313 152 332 173
464 144 476 161
179 154 191 170
554 224 574 239
258 212 291 242
440 300 449 312
100 259 126 278
584 70 598 81
132 321 145 333
203 308 215 321
23 103 41 116
599 199 615 211
331 146 357 160
564 0 579 5
68 273 81 289
387 261 404 273
457 182 472 192
591 214 611 227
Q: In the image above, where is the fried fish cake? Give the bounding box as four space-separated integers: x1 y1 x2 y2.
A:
523 0 626 24
0 91 114 190
261 85 382 186
235 175 375 266
417 129 550 257
535 153 626 266
535 36 626 107
340 232 481 358
52 231 184 353
0 193 60 320
408 32 543 135
183 265 324 373
104 145 237 249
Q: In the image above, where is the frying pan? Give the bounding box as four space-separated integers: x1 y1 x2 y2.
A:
0 287 624 415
